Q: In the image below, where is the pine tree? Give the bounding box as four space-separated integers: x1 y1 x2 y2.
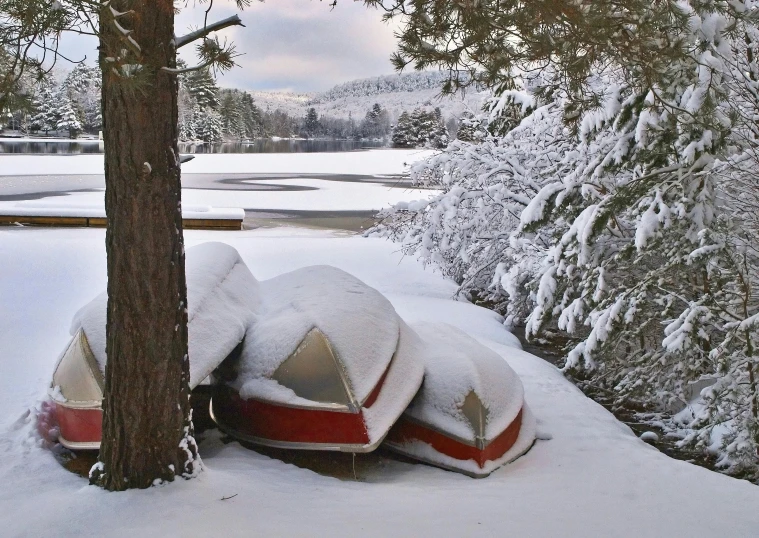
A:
30 85 58 134
184 68 220 110
55 91 82 138
219 90 244 139
63 64 102 132
239 92 263 139
2 0 248 491
193 106 223 143
304 107 320 137
392 111 415 147
456 113 485 142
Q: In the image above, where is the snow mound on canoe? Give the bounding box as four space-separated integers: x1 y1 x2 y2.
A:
70 242 260 387
235 265 401 404
407 322 525 443
363 320 426 440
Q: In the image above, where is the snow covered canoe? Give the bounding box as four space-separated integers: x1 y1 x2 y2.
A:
50 242 260 449
383 323 536 477
211 266 425 452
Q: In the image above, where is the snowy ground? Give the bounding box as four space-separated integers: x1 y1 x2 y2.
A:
1 152 759 536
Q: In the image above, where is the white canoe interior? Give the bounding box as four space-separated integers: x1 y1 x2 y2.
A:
66 242 260 389
51 329 103 409
234 265 403 410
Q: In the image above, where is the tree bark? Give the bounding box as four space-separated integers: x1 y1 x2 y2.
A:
90 0 198 490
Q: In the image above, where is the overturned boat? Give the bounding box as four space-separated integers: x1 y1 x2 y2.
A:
212 265 425 452
383 323 536 477
50 242 260 449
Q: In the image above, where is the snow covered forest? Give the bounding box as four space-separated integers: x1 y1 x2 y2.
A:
373 3 759 480
1 66 464 145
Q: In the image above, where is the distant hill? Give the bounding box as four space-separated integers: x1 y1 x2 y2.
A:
245 72 486 122
314 71 455 102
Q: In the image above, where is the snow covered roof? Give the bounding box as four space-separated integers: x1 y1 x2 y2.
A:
234 265 401 407
69 242 260 387
405 322 525 443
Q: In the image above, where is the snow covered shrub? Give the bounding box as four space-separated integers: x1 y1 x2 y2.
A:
376 2 759 476
374 94 571 323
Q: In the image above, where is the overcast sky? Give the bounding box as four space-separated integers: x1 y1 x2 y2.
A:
57 1 401 93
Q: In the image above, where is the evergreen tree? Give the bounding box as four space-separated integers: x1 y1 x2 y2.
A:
184 68 220 110
304 107 320 137
30 85 57 134
239 92 263 139
456 112 485 142
219 89 245 139
374 0 759 477
392 111 415 147
2 0 248 491
54 91 82 138
63 64 102 132
360 103 391 138
193 106 223 143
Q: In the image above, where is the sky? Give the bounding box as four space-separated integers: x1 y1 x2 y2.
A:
57 0 401 93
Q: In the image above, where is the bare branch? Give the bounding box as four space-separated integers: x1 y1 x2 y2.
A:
174 15 245 49
160 58 214 74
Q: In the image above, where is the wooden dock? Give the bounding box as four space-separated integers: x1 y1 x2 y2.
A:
0 215 243 230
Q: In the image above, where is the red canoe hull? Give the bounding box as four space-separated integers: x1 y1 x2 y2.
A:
385 408 523 471
211 386 380 452
55 403 102 450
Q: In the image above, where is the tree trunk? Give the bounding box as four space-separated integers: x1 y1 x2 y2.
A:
90 0 199 491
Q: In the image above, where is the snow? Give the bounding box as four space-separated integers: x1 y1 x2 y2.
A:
640 431 660 443
0 149 435 177
403 322 525 443
1 226 759 535
2 146 759 534
70 242 260 387
362 320 425 441
235 265 401 405
0 150 437 213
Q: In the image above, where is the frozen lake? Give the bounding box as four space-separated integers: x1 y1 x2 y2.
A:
0 150 436 232
0 138 386 154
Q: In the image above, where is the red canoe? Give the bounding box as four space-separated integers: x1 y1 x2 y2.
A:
383 322 536 477
211 266 425 452
49 242 259 449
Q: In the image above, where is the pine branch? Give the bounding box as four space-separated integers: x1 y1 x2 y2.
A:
174 15 245 50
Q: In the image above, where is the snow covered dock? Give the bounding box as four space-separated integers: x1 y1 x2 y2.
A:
0 202 244 230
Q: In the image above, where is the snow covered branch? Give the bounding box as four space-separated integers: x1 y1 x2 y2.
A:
174 15 245 49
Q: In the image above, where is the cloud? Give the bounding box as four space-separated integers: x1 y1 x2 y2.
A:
53 0 401 92
43 0 395 92
183 0 400 92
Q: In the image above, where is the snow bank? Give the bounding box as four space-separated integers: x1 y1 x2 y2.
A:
235 265 401 404
70 242 260 386
405 322 525 442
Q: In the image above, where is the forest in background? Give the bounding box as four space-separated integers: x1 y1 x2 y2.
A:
1 65 461 147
